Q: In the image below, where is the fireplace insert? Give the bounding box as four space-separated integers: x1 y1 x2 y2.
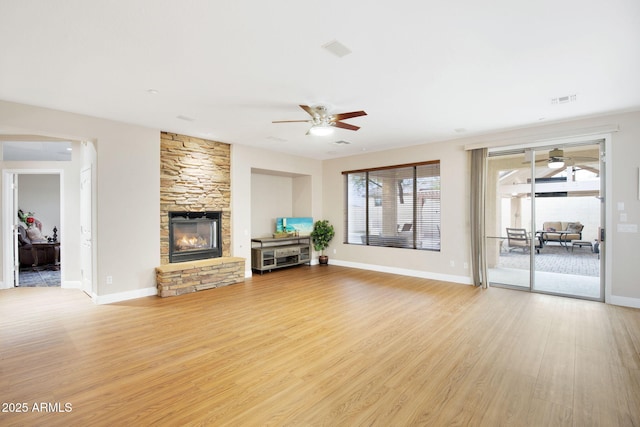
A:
169 211 222 263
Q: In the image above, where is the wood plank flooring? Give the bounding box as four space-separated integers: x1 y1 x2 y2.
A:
0 265 638 426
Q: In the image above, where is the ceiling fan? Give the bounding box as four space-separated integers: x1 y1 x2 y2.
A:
272 105 367 136
534 148 599 169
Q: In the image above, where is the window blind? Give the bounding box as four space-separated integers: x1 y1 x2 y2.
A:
344 161 440 251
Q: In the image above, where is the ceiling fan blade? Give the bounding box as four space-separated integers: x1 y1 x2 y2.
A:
332 110 367 121
522 159 565 165
575 165 599 174
272 120 311 123
333 121 360 131
299 105 316 117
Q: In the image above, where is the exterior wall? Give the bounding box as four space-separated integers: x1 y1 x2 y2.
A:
160 132 231 264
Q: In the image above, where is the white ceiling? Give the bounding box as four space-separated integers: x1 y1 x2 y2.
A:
1 1 639 160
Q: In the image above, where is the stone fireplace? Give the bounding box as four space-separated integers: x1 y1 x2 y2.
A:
159 132 232 264
157 132 244 297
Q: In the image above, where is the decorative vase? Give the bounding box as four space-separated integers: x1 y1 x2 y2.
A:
319 255 329 265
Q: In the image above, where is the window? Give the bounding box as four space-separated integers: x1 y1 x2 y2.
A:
344 161 440 251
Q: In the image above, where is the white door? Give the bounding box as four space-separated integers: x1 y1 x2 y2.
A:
12 174 19 287
80 167 93 295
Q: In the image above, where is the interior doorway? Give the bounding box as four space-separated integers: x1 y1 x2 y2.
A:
485 140 604 301
1 137 96 296
7 172 63 287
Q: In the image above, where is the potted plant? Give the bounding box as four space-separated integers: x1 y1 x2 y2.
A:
310 219 335 265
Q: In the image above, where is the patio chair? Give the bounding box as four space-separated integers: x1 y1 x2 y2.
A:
506 228 541 254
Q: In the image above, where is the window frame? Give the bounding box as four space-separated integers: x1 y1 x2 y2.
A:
343 160 441 251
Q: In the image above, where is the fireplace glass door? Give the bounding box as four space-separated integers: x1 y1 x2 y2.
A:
169 212 221 262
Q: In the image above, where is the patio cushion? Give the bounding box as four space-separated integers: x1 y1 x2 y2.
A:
543 221 563 232
541 221 583 241
566 222 583 233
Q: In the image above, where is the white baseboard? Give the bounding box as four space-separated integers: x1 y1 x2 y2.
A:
93 286 158 305
329 259 474 285
8 266 634 308
609 295 640 309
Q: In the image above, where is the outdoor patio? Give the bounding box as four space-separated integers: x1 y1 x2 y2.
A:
497 243 599 276
489 242 601 299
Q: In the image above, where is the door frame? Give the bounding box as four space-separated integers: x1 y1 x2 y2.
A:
2 169 65 289
486 133 612 302
80 165 93 296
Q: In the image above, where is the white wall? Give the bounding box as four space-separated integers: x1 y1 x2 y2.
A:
293 175 312 218
251 173 293 237
0 100 160 299
323 139 472 284
250 173 315 237
232 144 323 276
468 112 640 304
322 111 640 305
1 99 638 307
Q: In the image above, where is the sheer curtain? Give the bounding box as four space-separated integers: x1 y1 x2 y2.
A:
470 148 488 288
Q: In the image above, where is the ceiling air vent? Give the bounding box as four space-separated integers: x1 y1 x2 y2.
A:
322 40 352 58
266 136 287 143
333 140 351 145
551 94 577 105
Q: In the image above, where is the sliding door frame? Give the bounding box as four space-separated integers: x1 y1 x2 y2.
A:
486 134 611 302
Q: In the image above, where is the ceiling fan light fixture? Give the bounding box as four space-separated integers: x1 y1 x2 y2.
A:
309 124 334 136
548 159 565 169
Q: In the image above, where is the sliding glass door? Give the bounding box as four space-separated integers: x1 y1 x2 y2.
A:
486 151 532 290
485 142 604 301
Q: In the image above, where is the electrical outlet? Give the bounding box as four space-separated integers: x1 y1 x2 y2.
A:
106 276 113 285
464 262 468 269
450 260 455 267
333 249 337 254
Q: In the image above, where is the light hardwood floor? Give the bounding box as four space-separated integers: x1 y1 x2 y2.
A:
1 265 638 426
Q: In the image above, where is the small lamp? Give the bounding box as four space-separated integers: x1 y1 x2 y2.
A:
548 159 565 169
309 124 334 136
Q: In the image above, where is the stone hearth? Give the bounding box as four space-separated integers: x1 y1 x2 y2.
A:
156 257 244 297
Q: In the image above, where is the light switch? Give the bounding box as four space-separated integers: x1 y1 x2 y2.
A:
617 202 625 211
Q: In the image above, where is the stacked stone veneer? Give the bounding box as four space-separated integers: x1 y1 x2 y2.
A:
158 132 244 297
156 257 245 297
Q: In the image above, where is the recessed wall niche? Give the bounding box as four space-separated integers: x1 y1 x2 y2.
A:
251 168 312 237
